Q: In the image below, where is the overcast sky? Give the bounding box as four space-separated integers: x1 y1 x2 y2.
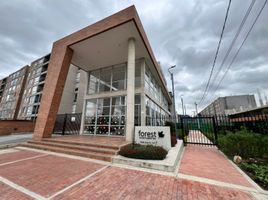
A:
0 0 267 114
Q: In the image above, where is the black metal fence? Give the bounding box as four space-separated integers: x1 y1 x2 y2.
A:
214 114 268 135
53 113 82 135
180 116 218 145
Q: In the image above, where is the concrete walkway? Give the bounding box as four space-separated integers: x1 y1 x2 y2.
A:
0 133 33 148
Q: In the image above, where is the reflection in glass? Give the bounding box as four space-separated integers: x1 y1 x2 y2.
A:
99 67 112 92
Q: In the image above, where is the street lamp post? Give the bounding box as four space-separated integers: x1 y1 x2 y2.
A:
168 65 178 138
181 95 184 115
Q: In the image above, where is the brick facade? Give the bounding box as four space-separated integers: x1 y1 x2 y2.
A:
0 120 35 136
34 5 171 140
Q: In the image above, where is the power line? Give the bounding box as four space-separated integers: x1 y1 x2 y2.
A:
206 0 256 97
199 0 232 105
211 0 267 99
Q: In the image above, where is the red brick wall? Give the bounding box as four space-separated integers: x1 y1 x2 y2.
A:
0 120 35 136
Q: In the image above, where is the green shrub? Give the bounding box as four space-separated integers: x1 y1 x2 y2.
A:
165 121 178 147
218 130 268 159
119 144 168 160
177 129 183 140
240 162 268 188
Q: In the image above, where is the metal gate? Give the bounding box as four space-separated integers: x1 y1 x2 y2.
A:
53 113 82 135
181 116 218 146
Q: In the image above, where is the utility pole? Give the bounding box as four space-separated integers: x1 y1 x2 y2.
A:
195 102 200 129
181 95 184 115
195 102 198 115
168 65 178 138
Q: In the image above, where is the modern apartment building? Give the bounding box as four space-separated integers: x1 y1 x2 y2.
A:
33 6 173 142
0 77 8 102
0 54 86 120
17 55 50 120
200 95 257 116
0 66 29 119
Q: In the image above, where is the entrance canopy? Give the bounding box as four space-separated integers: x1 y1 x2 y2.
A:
70 21 148 71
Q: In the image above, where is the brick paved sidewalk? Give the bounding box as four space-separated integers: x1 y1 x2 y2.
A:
178 145 254 188
0 148 264 199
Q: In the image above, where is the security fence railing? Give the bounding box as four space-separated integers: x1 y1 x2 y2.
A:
52 113 268 137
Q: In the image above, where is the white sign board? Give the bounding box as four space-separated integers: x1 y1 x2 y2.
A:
71 117 76 122
135 126 171 150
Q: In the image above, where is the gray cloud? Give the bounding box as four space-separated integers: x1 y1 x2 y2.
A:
0 0 267 113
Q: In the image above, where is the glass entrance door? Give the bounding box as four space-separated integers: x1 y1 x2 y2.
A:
83 96 126 136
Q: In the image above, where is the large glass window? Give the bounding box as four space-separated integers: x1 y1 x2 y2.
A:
88 65 126 94
87 61 142 95
112 64 126 91
84 96 126 136
99 68 112 92
135 94 141 126
135 62 141 88
145 96 169 126
88 71 99 94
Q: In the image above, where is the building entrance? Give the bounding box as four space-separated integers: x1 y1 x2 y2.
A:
83 96 126 136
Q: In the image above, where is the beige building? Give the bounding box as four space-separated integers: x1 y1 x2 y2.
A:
17 54 87 120
200 95 257 116
0 66 29 120
0 54 86 121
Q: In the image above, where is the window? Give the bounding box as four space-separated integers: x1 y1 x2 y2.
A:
29 96 35 104
73 93 77 103
99 67 112 92
33 77 39 85
145 96 169 126
88 63 127 94
88 71 99 94
135 62 141 88
135 94 141 126
31 86 37 94
84 96 126 136
72 104 76 113
26 106 33 116
112 64 126 91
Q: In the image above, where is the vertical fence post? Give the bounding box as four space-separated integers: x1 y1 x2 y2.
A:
181 117 186 146
62 114 67 135
212 116 218 145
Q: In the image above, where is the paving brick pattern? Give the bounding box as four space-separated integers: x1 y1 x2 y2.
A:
54 167 254 200
0 182 33 200
179 145 253 187
0 150 41 165
0 154 104 197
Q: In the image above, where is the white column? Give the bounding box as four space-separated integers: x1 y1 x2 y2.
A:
126 38 135 142
79 72 89 135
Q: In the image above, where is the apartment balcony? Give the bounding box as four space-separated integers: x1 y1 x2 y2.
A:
37 83 44 93
41 63 48 73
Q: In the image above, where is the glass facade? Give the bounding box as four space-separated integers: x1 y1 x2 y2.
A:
83 59 170 136
84 96 126 136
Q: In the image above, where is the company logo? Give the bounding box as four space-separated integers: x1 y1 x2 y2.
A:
158 131 164 138
138 130 165 139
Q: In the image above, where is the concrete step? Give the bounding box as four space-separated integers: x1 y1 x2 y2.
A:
42 138 120 150
21 143 112 162
28 140 117 155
